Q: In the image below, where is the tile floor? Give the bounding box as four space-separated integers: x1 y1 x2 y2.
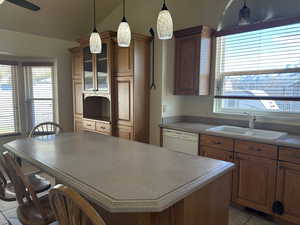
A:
0 163 282 225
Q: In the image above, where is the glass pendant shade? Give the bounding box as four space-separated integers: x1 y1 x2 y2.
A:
89 29 102 54
117 18 131 47
0 0 5 4
157 4 173 40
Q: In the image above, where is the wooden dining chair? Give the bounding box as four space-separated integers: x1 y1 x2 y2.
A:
0 153 51 202
2 152 56 225
29 122 63 138
49 184 107 225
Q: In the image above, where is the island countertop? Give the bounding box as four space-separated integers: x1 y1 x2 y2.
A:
3 132 234 213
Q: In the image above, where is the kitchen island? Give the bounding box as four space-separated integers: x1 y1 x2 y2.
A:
3 132 234 225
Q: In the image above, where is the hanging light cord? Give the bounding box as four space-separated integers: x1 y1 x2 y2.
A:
123 0 125 18
93 0 96 30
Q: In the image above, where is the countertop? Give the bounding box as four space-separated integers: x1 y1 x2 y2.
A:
3 132 234 213
160 122 300 149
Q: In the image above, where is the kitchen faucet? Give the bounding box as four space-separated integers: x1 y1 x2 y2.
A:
245 113 256 129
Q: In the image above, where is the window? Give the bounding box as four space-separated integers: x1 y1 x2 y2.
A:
214 20 300 115
24 63 56 129
0 62 19 135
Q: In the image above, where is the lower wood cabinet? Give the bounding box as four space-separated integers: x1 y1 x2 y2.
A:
233 153 277 214
74 119 83 132
275 161 300 224
116 125 133 140
201 146 233 162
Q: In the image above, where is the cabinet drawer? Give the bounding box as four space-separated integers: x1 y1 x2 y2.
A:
279 147 300 164
201 146 234 162
83 120 96 131
235 140 277 159
200 135 234 151
96 122 111 135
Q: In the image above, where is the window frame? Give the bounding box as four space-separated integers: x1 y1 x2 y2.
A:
0 62 21 137
23 63 57 132
213 16 300 116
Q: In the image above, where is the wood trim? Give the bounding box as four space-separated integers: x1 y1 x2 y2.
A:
22 62 54 67
215 16 300 37
0 60 18 65
174 26 214 38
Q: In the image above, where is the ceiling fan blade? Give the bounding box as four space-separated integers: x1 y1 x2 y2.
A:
6 0 40 11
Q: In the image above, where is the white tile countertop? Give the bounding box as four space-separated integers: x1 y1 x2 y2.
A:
160 122 300 149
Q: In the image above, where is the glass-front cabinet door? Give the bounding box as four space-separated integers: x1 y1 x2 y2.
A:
96 43 109 92
83 47 94 91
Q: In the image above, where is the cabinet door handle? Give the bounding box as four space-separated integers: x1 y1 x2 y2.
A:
101 126 106 129
213 141 221 145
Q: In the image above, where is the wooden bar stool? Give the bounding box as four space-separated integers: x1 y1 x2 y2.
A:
49 184 107 225
0 153 51 202
2 152 56 225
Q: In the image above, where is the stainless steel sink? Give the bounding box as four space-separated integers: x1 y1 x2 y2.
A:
206 125 287 141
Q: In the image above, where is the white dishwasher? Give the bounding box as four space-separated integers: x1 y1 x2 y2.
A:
162 129 199 156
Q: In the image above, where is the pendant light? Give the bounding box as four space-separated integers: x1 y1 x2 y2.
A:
157 0 173 40
89 0 102 54
117 0 131 47
238 0 251 25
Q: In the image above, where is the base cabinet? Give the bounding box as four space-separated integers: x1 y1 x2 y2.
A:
116 125 133 140
233 153 277 214
74 119 83 132
275 161 300 224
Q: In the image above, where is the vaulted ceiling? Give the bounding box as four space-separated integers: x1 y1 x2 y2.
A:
0 0 121 40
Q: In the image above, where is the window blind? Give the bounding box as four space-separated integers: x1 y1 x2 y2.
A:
215 21 300 113
25 65 55 129
0 64 19 135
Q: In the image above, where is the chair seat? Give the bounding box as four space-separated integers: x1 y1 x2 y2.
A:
0 174 51 202
17 195 56 225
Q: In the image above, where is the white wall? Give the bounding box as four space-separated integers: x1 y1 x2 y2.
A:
0 29 77 141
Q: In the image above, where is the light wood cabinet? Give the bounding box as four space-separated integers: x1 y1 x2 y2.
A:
200 135 234 151
74 119 83 132
114 45 133 76
70 32 151 143
201 146 234 162
114 76 133 126
113 35 151 143
174 26 213 96
275 161 300 224
73 79 83 117
116 125 133 140
233 153 277 214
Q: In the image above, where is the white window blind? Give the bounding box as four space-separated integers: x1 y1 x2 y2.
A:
0 63 19 135
215 21 300 114
24 64 55 129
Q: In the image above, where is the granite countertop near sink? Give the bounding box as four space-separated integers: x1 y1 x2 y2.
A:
160 122 300 149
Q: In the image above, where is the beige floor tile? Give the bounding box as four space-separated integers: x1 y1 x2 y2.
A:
0 200 17 212
2 207 17 219
246 216 281 225
229 207 252 225
0 211 9 225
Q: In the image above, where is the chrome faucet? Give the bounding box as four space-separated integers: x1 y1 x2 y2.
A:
247 113 256 129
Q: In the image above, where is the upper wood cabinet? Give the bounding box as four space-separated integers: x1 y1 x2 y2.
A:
114 45 133 76
174 26 213 96
82 40 111 93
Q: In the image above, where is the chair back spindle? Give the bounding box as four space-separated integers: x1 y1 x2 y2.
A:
29 122 63 138
49 185 107 225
